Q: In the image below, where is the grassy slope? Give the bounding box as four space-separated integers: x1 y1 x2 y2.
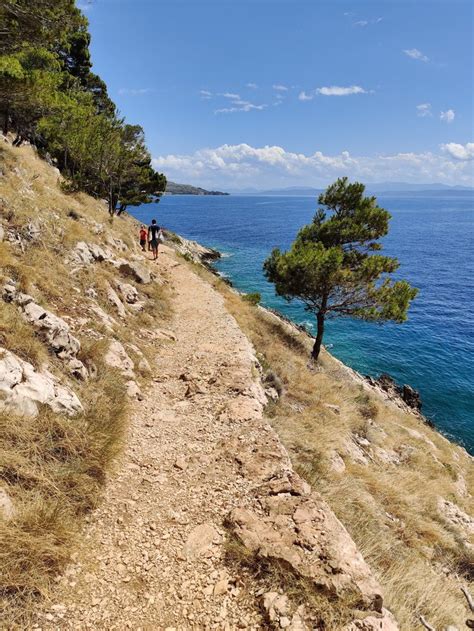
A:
0 142 472 629
188 264 473 630
0 141 171 625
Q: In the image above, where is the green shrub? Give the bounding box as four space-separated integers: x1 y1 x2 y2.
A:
242 292 261 306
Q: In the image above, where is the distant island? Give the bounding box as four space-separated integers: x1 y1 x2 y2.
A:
228 182 474 197
165 182 229 196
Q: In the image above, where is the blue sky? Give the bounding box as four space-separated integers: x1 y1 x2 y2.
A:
81 0 473 188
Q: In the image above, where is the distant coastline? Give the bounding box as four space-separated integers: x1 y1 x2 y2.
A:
165 181 229 196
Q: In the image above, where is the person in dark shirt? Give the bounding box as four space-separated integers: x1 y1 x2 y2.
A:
148 219 161 260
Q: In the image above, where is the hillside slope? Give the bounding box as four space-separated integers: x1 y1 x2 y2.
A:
0 140 472 630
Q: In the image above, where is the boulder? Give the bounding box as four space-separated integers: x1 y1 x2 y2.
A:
22 301 81 359
67 241 109 266
106 282 126 318
0 348 83 417
125 379 142 399
117 260 151 284
117 282 139 304
25 220 41 241
344 609 399 630
90 305 117 332
104 340 135 378
0 224 4 242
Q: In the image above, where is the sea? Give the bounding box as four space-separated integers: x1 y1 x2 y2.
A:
132 194 474 454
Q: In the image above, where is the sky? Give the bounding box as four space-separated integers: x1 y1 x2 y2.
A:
80 0 474 189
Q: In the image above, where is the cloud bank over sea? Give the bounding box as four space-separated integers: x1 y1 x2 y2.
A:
153 142 474 189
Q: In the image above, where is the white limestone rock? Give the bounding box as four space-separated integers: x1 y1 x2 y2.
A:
106 282 126 318
104 340 135 378
0 486 15 521
0 348 83 417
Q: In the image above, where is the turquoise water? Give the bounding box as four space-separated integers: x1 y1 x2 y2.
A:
133 194 474 453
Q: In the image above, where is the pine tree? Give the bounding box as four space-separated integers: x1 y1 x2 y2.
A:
263 178 418 361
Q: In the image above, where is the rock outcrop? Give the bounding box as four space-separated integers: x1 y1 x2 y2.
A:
0 348 83 417
3 282 88 379
116 260 151 284
169 234 221 266
104 339 141 399
226 413 390 627
67 240 110 267
366 373 422 412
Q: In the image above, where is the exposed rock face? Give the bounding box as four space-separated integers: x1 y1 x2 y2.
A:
438 498 474 535
105 282 126 318
3 282 88 379
170 235 221 266
227 429 385 621
117 260 151 284
67 240 109 266
0 348 83 417
104 340 141 399
367 373 422 412
117 282 139 304
104 340 134 378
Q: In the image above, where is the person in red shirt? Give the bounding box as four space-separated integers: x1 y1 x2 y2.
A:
139 225 147 251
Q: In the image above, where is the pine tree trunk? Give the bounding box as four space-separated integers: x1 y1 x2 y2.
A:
3 104 9 136
311 311 325 361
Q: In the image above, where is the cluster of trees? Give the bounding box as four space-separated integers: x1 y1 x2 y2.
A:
0 0 166 214
264 178 418 360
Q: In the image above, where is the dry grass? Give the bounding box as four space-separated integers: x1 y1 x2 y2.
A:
0 141 171 625
0 354 128 624
187 268 473 630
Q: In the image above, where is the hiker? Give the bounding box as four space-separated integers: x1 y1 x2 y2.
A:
148 219 162 260
139 225 147 251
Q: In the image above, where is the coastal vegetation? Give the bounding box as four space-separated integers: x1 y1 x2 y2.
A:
0 0 166 214
263 177 418 360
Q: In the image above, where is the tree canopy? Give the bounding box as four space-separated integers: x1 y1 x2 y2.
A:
263 177 418 360
0 0 166 214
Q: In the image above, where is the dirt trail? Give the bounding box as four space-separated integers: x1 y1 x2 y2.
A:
36 246 269 630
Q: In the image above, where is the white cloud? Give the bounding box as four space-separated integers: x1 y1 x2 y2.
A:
403 48 429 62
354 20 368 27
199 89 212 99
215 100 267 114
441 142 474 160
221 92 241 100
416 103 432 117
118 88 153 96
273 84 288 91
316 85 367 96
298 91 314 101
440 109 455 123
153 142 474 189
246 82 258 89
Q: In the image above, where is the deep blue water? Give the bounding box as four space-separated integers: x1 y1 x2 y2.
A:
133 195 474 453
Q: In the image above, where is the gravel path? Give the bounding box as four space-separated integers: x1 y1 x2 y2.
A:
35 248 269 630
